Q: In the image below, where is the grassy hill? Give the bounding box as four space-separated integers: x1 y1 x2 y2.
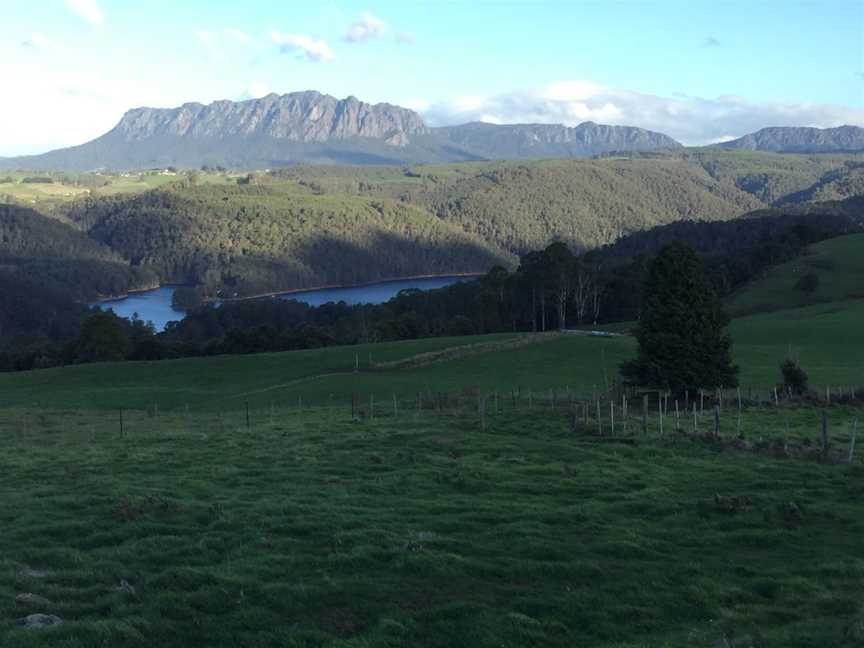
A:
4 296 864 412
2 265 864 645
0 325 863 646
728 233 864 316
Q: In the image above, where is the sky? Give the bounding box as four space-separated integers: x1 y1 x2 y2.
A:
2 0 863 155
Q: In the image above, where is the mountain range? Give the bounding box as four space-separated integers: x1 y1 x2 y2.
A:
717 125 864 153
0 91 861 171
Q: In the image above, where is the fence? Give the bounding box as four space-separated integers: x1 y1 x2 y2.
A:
5 382 861 464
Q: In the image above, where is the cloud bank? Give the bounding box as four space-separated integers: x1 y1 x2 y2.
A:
419 81 864 145
271 31 334 62
64 0 105 25
344 12 386 42
21 33 53 49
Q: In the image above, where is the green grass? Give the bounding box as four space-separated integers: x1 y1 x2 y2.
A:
0 171 186 211
0 403 862 647
1 276 864 646
731 300 864 387
0 334 529 412
3 296 864 414
728 233 864 316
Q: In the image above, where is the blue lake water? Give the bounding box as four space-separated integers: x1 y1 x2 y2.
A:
94 275 475 331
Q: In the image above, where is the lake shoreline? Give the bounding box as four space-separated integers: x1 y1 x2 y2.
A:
91 272 484 305
214 271 484 304
89 283 180 305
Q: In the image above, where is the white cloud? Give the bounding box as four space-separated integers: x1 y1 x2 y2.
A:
271 30 334 62
21 33 53 49
240 82 271 100
420 81 864 145
64 0 105 25
344 11 386 42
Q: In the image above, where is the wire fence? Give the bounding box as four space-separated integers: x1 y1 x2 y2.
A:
3 382 861 464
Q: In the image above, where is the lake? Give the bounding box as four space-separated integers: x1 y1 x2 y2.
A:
94 275 476 331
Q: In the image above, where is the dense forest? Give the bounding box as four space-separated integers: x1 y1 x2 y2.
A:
0 151 861 301
0 204 157 300
61 184 508 297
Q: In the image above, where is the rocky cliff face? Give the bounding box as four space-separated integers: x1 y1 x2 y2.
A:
0 91 685 170
112 91 429 145
716 125 864 153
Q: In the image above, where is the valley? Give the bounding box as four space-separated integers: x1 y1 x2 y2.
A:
1 66 863 648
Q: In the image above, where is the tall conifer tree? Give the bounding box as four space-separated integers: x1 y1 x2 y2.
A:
622 242 737 393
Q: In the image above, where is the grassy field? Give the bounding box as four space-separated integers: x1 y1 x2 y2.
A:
0 401 862 647
2 286 864 646
0 170 236 212
728 234 864 316
3 295 864 413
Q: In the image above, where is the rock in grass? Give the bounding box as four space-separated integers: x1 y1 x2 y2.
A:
15 593 51 608
116 579 136 596
16 566 51 579
16 613 63 629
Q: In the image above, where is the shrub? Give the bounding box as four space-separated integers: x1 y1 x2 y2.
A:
780 358 808 396
794 273 819 294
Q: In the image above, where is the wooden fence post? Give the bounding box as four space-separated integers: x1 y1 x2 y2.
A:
713 404 720 439
596 399 602 436
736 388 742 436
622 394 628 435
821 410 829 462
610 400 615 436
119 408 124 438
393 393 398 417
849 418 859 463
642 395 648 435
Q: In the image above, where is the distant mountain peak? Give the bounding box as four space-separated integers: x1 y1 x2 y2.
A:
111 91 430 144
715 125 864 153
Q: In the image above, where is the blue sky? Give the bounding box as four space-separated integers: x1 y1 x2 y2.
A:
2 0 863 155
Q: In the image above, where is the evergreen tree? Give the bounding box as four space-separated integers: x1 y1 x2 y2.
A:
70 311 131 363
622 242 737 393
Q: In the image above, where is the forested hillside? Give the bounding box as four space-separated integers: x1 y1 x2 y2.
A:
63 184 510 297
273 151 864 253
2 150 863 304
0 203 157 300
